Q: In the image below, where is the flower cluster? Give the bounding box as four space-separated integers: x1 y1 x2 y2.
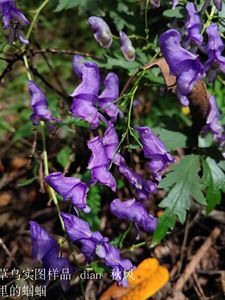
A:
29 221 74 291
28 49 177 287
70 56 122 128
159 15 225 148
0 0 29 44
61 212 134 286
173 0 223 11
27 2 225 292
88 16 135 61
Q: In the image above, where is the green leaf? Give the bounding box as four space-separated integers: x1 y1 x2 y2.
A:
17 177 37 187
90 262 107 276
152 210 176 245
13 123 33 141
55 0 98 14
56 146 73 168
163 8 185 19
152 128 187 151
202 157 225 214
159 155 206 223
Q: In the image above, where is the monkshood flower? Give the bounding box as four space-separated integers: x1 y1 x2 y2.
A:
136 127 175 182
61 212 109 262
45 172 90 212
214 0 222 10
119 31 135 62
184 3 203 46
150 0 160 8
201 96 225 146
72 55 84 79
159 29 205 106
172 0 179 9
0 0 29 44
102 122 124 166
28 80 60 125
29 221 74 291
204 24 225 79
119 164 157 200
110 198 158 233
61 213 134 286
87 136 117 191
70 61 100 129
98 72 122 122
96 243 134 287
88 16 112 48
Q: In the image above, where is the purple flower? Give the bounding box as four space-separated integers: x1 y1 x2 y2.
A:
72 55 84 79
88 16 112 48
119 164 157 200
119 31 135 62
136 127 175 181
201 96 225 145
214 0 222 10
61 212 108 262
98 73 122 122
29 221 74 291
0 0 29 44
150 0 160 8
204 24 225 79
87 136 117 191
62 212 133 286
70 61 100 128
184 3 203 46
159 29 205 106
28 80 60 125
110 198 157 233
172 0 179 9
45 172 89 212
96 243 134 287
102 122 124 166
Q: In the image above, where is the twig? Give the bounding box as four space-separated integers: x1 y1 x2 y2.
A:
27 48 104 61
173 227 221 292
192 272 207 300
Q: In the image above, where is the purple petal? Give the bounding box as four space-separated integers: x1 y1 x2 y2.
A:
96 243 133 287
72 55 85 79
70 62 100 128
87 137 109 169
205 24 225 75
88 16 112 48
91 166 117 191
119 31 135 62
110 198 158 233
45 172 89 210
119 164 157 199
159 29 205 106
98 73 122 122
172 0 179 9
137 127 175 181
102 123 124 166
29 221 59 261
184 3 203 46
214 0 222 10
61 212 93 241
28 80 60 125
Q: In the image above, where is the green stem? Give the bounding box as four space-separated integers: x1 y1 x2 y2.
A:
145 0 150 41
25 0 50 43
23 54 32 80
201 5 216 34
40 121 65 232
